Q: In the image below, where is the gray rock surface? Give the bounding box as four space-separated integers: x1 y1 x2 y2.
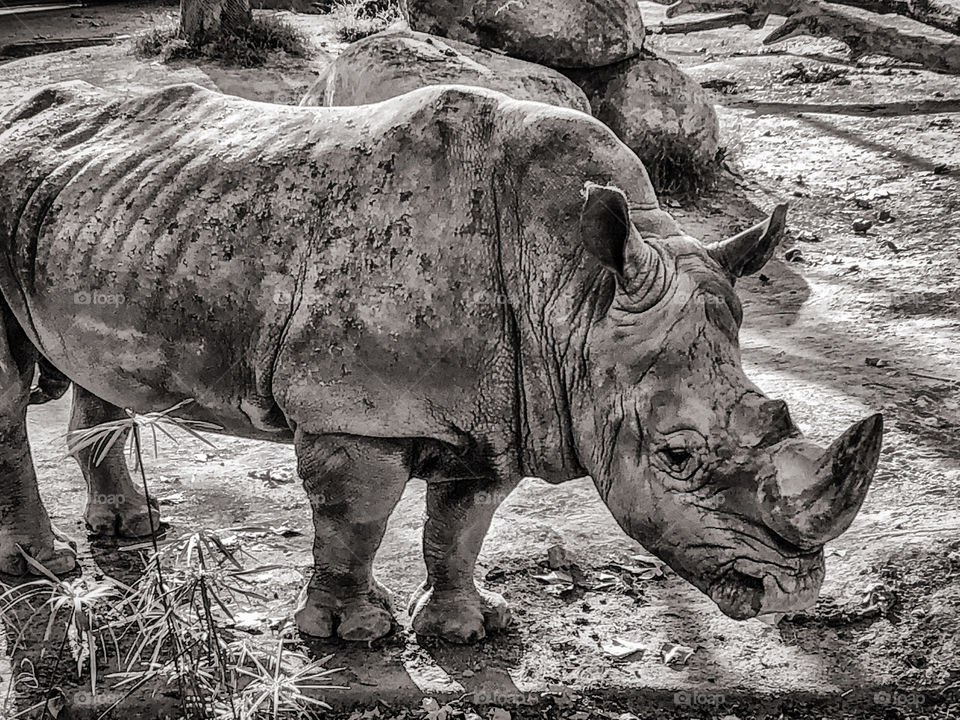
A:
301 27 590 112
405 0 645 68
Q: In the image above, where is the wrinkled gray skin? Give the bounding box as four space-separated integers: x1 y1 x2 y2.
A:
0 82 882 643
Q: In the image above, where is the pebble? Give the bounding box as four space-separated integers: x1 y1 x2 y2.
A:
853 219 873 232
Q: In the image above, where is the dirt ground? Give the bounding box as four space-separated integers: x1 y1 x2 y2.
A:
0 3 959 719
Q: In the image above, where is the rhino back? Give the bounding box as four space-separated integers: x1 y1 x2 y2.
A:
0 82 519 440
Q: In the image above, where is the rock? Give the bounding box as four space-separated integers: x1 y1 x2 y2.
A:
405 0 644 68
301 28 590 113
546 543 569 569
567 53 721 192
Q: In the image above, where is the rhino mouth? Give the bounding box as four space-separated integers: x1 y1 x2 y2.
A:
708 552 825 620
709 569 765 619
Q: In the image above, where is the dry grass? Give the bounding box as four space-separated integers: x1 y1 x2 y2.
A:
638 134 726 198
0 400 343 720
134 13 312 67
328 0 404 43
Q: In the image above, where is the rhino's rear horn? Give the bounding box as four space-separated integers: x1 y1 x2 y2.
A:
708 203 788 278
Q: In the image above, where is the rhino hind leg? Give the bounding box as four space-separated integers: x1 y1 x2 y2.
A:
0 309 76 575
293 431 409 641
69 385 160 538
409 442 517 643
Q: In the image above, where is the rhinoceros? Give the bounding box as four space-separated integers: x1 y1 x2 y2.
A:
0 81 882 643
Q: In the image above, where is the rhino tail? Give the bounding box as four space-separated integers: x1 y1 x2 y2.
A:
29 355 71 405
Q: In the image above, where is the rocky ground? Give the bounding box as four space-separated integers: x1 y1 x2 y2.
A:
0 3 959 719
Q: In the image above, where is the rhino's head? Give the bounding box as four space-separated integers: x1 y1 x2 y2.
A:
573 183 882 620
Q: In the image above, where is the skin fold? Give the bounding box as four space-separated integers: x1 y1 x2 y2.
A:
0 82 881 642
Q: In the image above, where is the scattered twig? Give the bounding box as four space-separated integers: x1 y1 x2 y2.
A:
0 35 131 60
861 381 898 390
0 3 82 16
651 0 960 74
906 370 960 385
650 11 768 34
847 523 960 542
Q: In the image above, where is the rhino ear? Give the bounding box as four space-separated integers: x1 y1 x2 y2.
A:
707 204 789 278
580 182 632 279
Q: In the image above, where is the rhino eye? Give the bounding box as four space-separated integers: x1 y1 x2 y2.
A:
653 435 704 480
662 447 693 467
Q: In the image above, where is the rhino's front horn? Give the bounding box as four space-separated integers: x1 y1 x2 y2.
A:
758 414 883 549
708 203 789 278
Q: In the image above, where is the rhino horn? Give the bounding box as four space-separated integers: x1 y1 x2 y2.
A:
758 413 883 549
708 203 789 277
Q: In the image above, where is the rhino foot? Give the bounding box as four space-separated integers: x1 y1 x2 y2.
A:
410 585 511 643
0 526 77 576
294 580 396 641
85 493 160 538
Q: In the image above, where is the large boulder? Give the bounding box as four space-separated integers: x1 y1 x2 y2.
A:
405 0 644 69
567 53 721 193
301 27 590 113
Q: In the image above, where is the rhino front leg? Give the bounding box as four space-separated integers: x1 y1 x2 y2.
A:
410 448 518 643
294 431 409 641
0 312 76 575
69 385 159 538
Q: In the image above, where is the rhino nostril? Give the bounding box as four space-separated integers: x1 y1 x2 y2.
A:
730 568 764 591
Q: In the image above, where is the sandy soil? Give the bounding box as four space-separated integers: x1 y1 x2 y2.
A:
0 4 959 719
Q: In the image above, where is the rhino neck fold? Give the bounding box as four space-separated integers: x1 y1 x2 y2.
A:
491 179 595 483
